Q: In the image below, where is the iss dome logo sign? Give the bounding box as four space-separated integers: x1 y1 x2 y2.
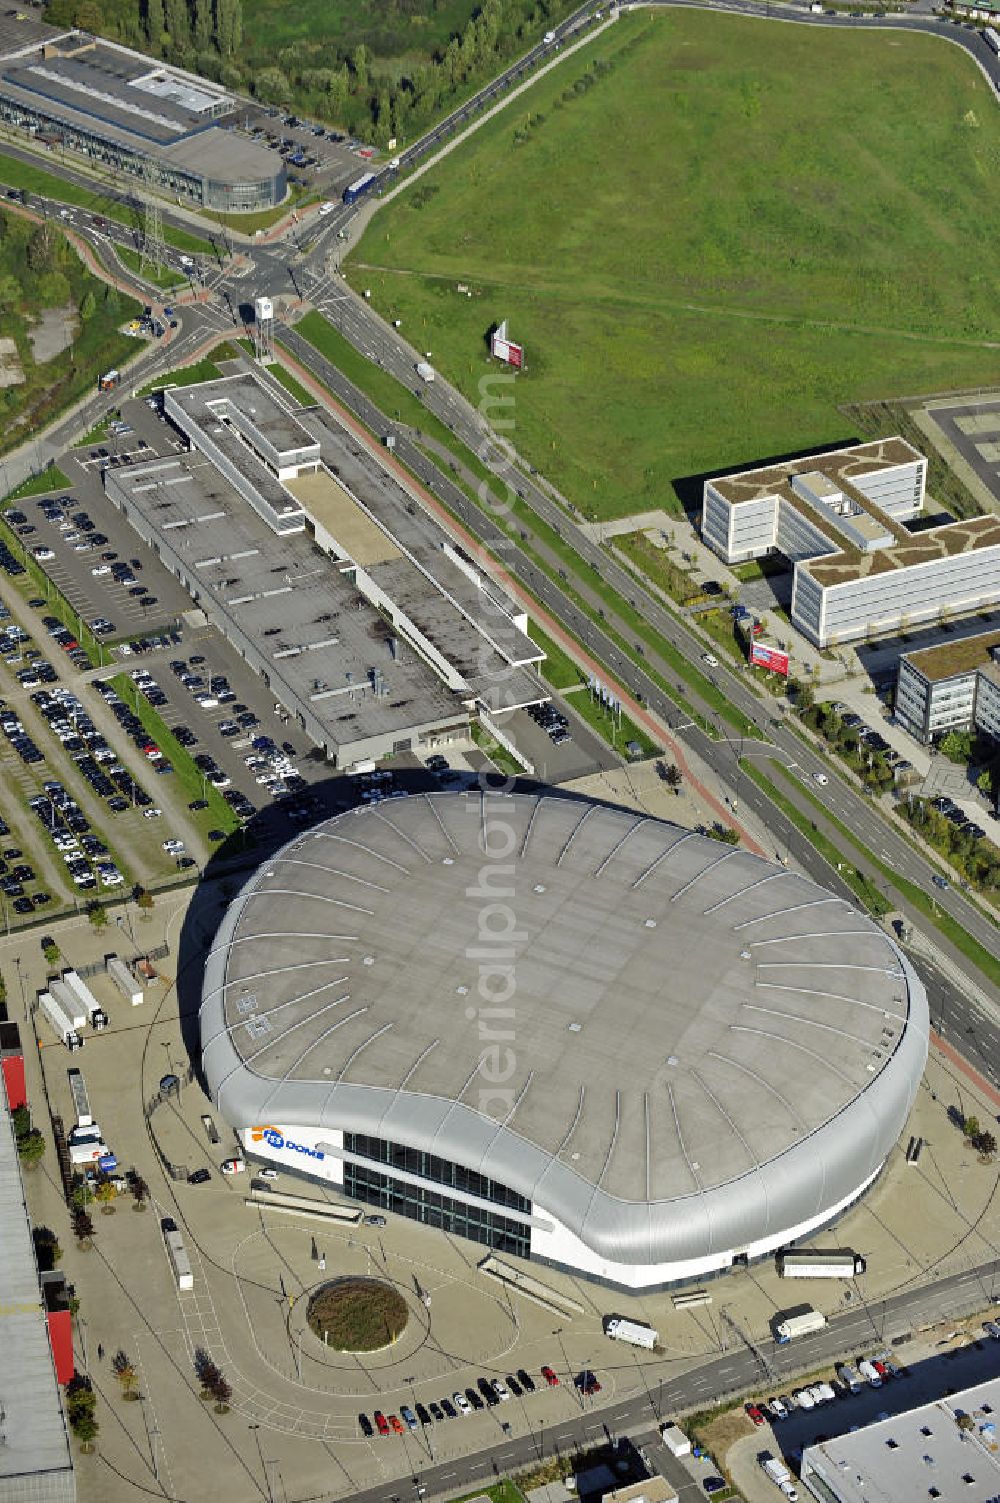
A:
250 1125 325 1161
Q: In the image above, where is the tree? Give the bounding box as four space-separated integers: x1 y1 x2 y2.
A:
26 224 53 274
194 1349 221 1399
963 1115 981 1141
938 729 974 765
254 67 290 105
11 1104 30 1142
214 0 241 56
706 823 740 845
33 1225 62 1269
974 1130 997 1162
129 1173 149 1212
210 1372 232 1412
94 1179 117 1215
43 940 60 964
87 902 108 931
78 289 96 322
351 44 370 93
112 1350 139 1400
0 272 21 310
72 1207 95 1247
163 0 189 47
659 761 682 795
145 0 165 47
193 0 212 50
66 1378 99 1451
18 1129 46 1170
135 887 155 917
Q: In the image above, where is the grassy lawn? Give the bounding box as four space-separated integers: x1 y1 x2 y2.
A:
138 342 243 396
0 150 215 254
613 530 701 605
350 10 1000 521
3 463 70 501
444 1485 528 1503
571 684 660 759
306 1277 408 1351
210 186 315 236
270 361 318 407
113 245 184 292
528 619 584 690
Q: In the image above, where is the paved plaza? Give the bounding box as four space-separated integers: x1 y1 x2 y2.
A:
6 864 1000 1503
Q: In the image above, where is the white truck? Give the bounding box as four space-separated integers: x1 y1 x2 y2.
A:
761 1453 799 1500
62 969 109 1030
777 1248 865 1279
106 955 143 1007
38 990 84 1050
604 1315 658 1349
68 1125 111 1165
837 1363 863 1393
660 1423 690 1457
67 1067 93 1128
415 361 435 383
774 1307 827 1343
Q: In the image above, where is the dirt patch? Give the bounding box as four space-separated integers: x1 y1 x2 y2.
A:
28 304 77 363
0 336 24 388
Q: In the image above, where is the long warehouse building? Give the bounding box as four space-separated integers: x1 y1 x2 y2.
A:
200 790 929 1291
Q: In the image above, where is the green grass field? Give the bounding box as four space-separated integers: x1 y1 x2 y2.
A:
350 10 1000 520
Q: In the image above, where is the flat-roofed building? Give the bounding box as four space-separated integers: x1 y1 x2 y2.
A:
800 1375 1000 1502
702 440 1000 648
105 371 545 763
895 628 1000 745
0 26 284 210
0 1084 75 1503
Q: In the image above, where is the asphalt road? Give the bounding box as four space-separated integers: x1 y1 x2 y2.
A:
279 289 1000 996
344 1256 1000 1503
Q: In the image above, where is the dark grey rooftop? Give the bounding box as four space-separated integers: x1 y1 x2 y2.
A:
169 376 320 465
0 1098 74 1495
201 792 928 1266
109 452 466 747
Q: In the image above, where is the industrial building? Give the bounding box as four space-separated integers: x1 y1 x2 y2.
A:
200 790 928 1291
800 1374 1000 1502
895 627 1000 746
701 440 1000 648
104 371 545 765
0 23 284 211
0 1080 75 1503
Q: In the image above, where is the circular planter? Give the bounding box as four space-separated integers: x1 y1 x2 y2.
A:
306 1277 408 1352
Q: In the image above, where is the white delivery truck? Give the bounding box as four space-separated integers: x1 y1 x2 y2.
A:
68 1124 109 1164
415 361 435 383
777 1248 865 1279
38 990 84 1050
106 955 143 1007
774 1307 827 1343
67 1067 93 1128
604 1315 658 1349
661 1423 691 1457
62 969 109 1030
761 1453 799 1500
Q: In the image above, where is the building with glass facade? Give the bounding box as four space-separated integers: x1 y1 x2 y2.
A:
702 440 1000 648
895 628 1000 747
0 28 285 211
200 791 928 1292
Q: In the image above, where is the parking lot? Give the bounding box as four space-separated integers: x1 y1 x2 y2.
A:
233 105 385 200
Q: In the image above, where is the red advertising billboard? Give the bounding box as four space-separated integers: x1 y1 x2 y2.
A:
491 320 524 369
750 641 789 677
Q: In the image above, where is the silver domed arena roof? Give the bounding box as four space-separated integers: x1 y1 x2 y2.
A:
199 790 928 1266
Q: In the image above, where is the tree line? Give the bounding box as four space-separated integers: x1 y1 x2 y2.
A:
42 0 568 145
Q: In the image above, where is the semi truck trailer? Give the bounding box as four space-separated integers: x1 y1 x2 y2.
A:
62 969 109 1030
777 1249 866 1279
774 1307 827 1343
38 990 84 1050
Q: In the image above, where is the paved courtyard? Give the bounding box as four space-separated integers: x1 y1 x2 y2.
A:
7 864 999 1503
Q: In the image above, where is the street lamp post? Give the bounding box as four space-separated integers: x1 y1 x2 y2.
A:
248 1424 273 1503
